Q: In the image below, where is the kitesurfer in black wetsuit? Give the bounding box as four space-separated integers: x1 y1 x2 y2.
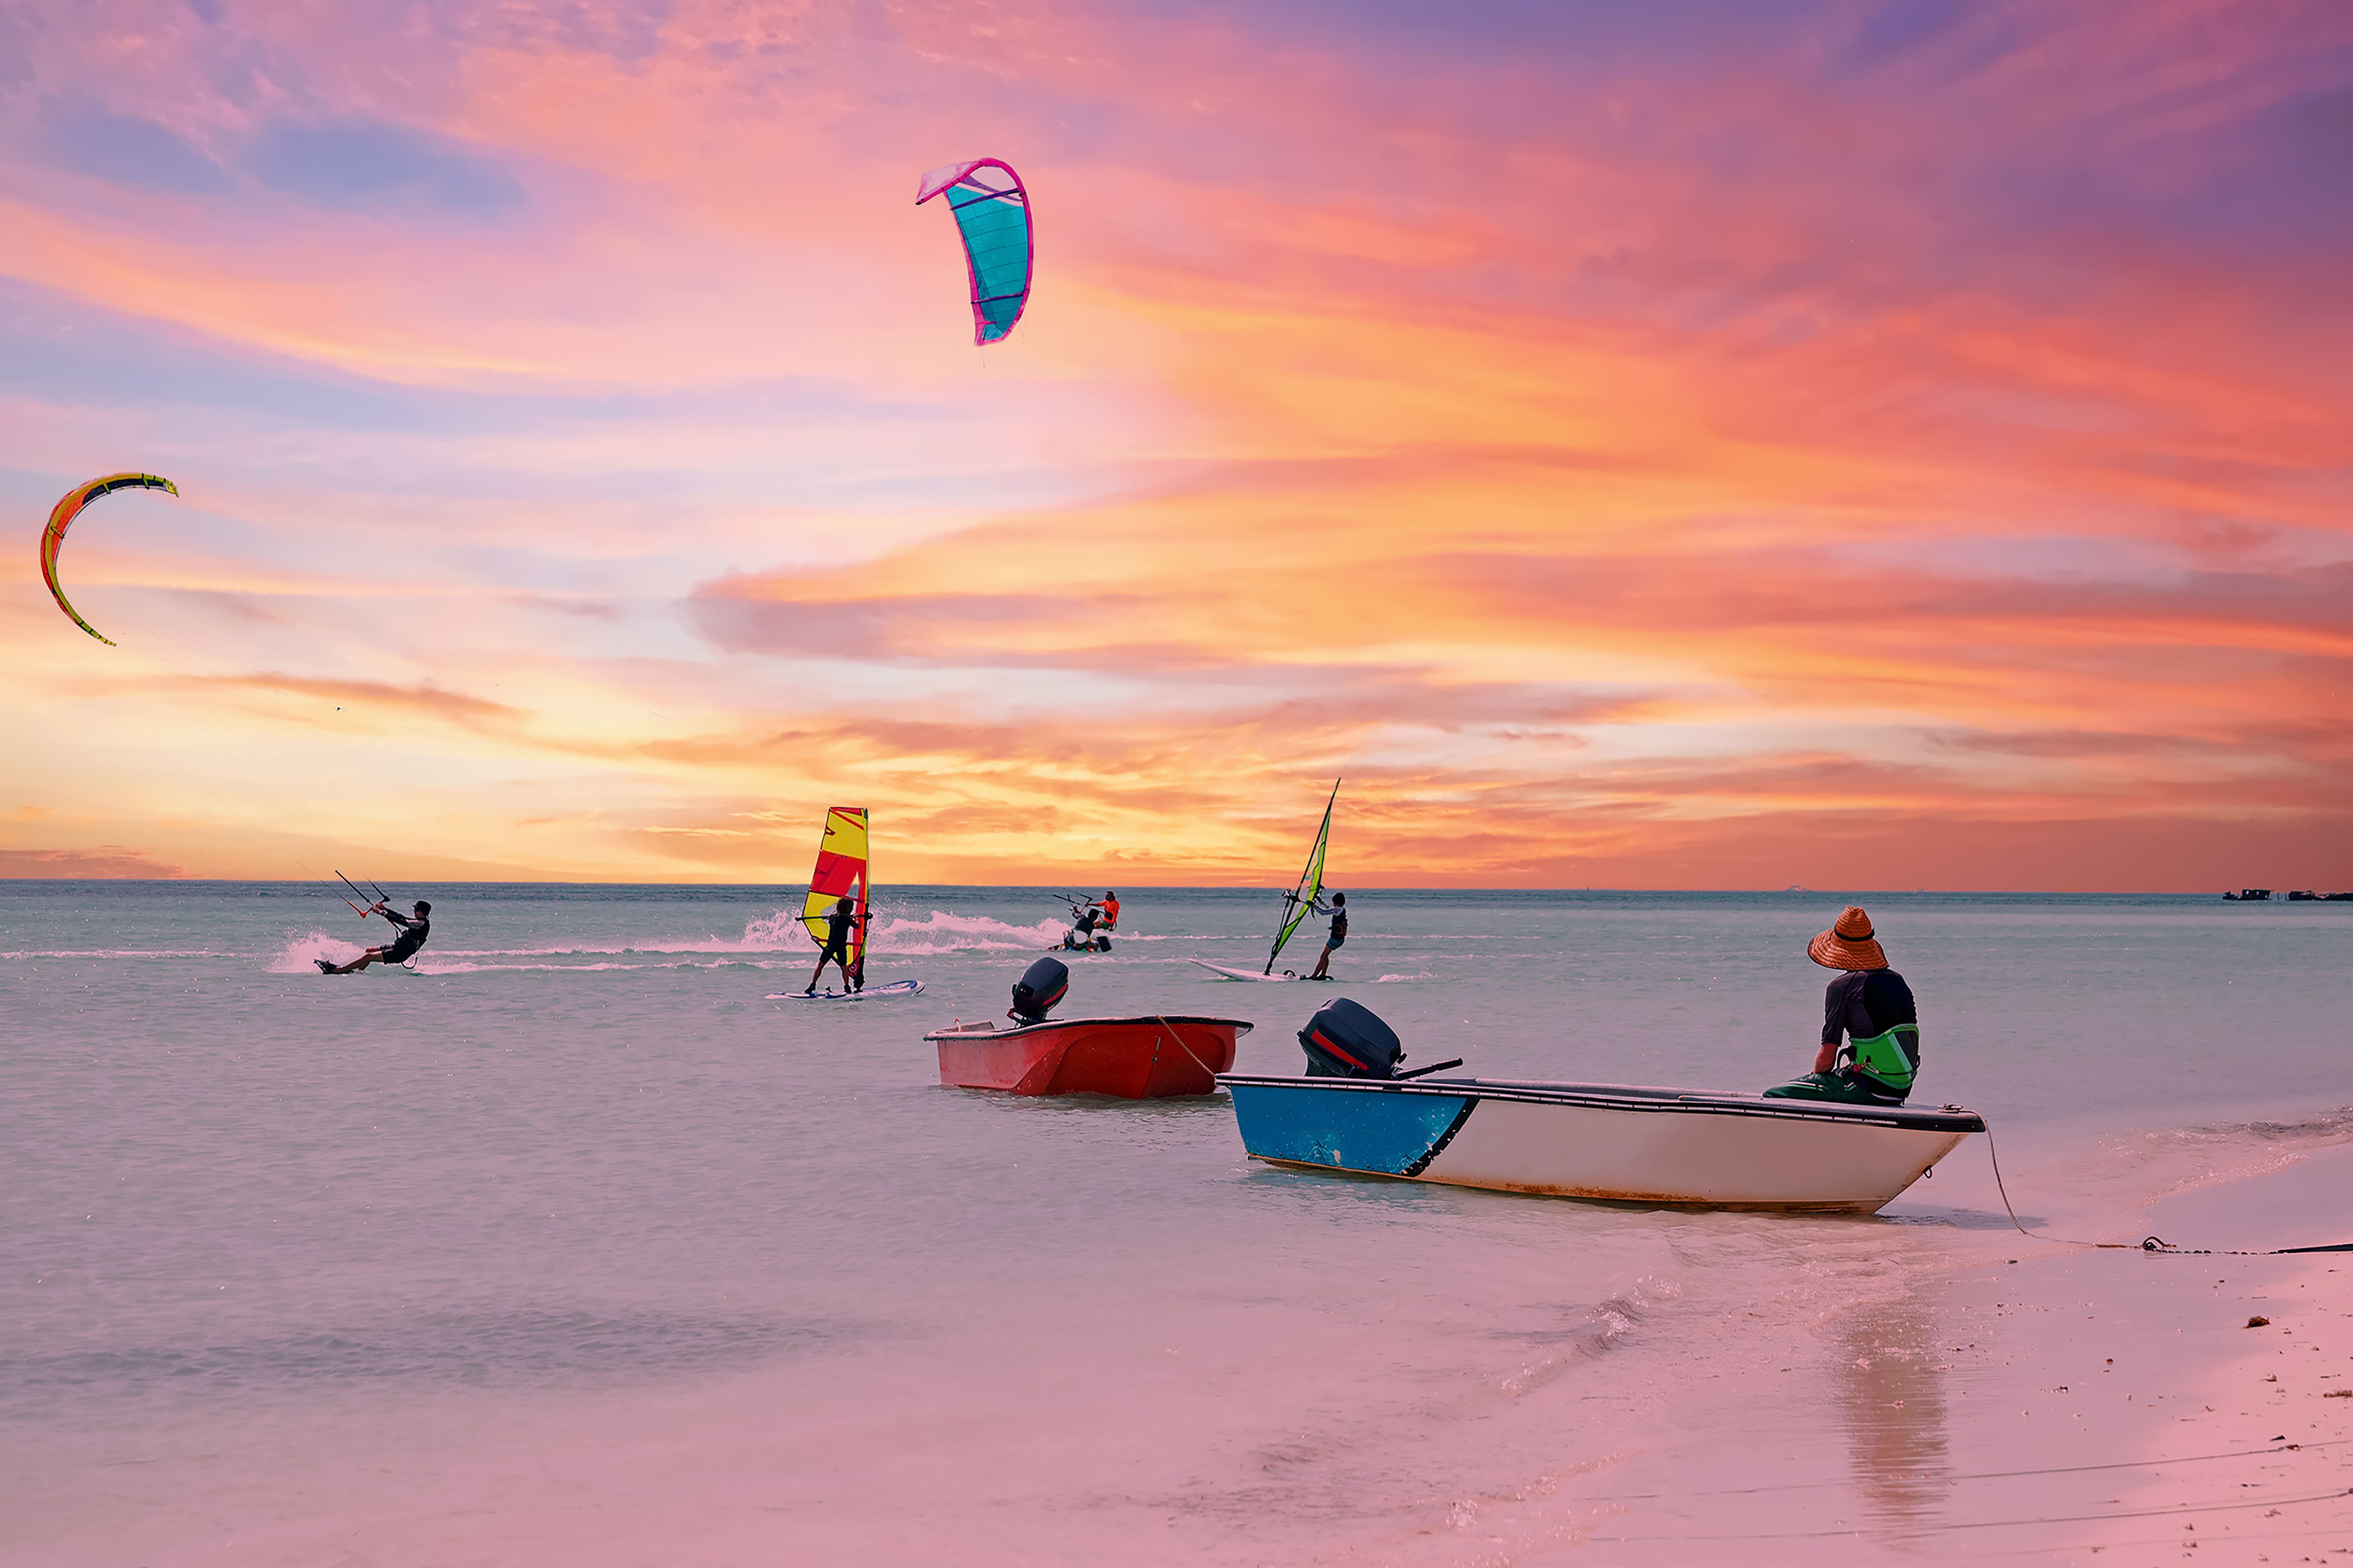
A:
803 896 863 994
317 900 432 974
1764 905 1920 1105
1058 895 1112 951
1309 891 1347 980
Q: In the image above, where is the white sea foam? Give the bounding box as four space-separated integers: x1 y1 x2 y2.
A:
268 931 365 972
864 910 1069 954
1 949 235 959
261 907 1090 970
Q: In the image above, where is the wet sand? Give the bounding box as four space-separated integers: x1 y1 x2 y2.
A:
1525 1145 2353 1564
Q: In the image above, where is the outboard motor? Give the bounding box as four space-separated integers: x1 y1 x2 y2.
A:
1298 997 1405 1079
1010 956 1069 1024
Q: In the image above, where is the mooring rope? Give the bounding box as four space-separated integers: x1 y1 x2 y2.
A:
1983 1121 2353 1256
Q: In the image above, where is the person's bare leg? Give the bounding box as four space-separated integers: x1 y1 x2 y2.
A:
1310 943 1331 979
325 947 383 975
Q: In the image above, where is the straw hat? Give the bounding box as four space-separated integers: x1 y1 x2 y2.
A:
1808 906 1888 971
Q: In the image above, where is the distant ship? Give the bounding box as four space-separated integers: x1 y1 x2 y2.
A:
2223 888 2273 901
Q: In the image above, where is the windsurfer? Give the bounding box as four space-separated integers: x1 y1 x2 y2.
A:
1764 906 1919 1105
1308 891 1347 980
804 895 864 994
316 900 432 975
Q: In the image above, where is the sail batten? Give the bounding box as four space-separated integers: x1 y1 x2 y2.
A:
802 807 870 984
1265 781 1339 974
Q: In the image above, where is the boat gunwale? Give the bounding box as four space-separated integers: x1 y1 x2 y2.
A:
1214 1072 1985 1134
925 1015 1255 1043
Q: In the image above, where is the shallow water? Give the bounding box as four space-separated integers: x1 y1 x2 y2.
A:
4 883 2349 1562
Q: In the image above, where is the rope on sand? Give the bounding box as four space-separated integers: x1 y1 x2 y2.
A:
1983 1122 2353 1256
1570 1437 2343 1504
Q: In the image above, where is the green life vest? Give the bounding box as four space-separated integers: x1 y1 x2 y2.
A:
1845 1022 1919 1090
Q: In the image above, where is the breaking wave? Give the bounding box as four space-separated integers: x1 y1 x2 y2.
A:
864 910 1067 953
3 949 234 960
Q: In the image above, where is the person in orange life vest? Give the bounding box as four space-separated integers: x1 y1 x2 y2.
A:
1097 893 1119 930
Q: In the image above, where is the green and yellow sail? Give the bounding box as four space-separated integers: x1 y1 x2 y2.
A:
1266 781 1339 974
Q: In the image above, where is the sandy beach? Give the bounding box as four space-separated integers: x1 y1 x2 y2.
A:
1523 1145 2353 1565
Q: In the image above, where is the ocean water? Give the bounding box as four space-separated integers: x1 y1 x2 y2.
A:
4 882 2350 1563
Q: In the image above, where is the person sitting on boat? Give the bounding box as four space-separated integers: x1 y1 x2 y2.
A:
1308 891 1347 980
316 900 432 975
1765 906 1918 1105
803 895 863 995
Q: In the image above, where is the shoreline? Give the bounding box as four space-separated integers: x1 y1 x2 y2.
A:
1517 1131 2353 1563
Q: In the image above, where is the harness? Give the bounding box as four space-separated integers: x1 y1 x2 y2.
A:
1843 1022 1919 1091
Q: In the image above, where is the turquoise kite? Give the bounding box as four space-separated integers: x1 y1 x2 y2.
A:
916 158 1033 345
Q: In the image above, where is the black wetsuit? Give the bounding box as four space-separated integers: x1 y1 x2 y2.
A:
380 909 430 963
820 907 854 962
1822 968 1916 1056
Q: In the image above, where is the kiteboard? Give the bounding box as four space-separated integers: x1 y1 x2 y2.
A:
1190 959 1329 983
769 979 925 1002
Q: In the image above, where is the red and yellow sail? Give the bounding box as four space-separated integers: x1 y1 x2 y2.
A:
801 807 870 979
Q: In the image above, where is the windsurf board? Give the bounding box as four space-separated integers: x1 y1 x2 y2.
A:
769 979 925 1002
1189 958 1329 983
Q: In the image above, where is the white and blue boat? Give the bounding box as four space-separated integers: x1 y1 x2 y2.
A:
1219 1074 1984 1214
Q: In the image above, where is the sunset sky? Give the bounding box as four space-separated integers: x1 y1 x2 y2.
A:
4 0 2350 887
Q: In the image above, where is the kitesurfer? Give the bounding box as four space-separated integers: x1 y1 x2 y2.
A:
316 900 432 975
1056 894 1112 952
1764 906 1919 1105
1308 891 1347 980
803 895 863 995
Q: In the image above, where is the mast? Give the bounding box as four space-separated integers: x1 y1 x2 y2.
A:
852 817 870 988
1265 779 1340 975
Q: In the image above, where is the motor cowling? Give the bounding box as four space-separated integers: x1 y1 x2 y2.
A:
1011 956 1069 1023
1298 997 1405 1078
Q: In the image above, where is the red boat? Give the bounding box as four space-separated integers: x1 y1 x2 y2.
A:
925 1015 1253 1098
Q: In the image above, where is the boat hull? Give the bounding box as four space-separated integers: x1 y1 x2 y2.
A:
928 1016 1252 1098
1219 1074 1982 1213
